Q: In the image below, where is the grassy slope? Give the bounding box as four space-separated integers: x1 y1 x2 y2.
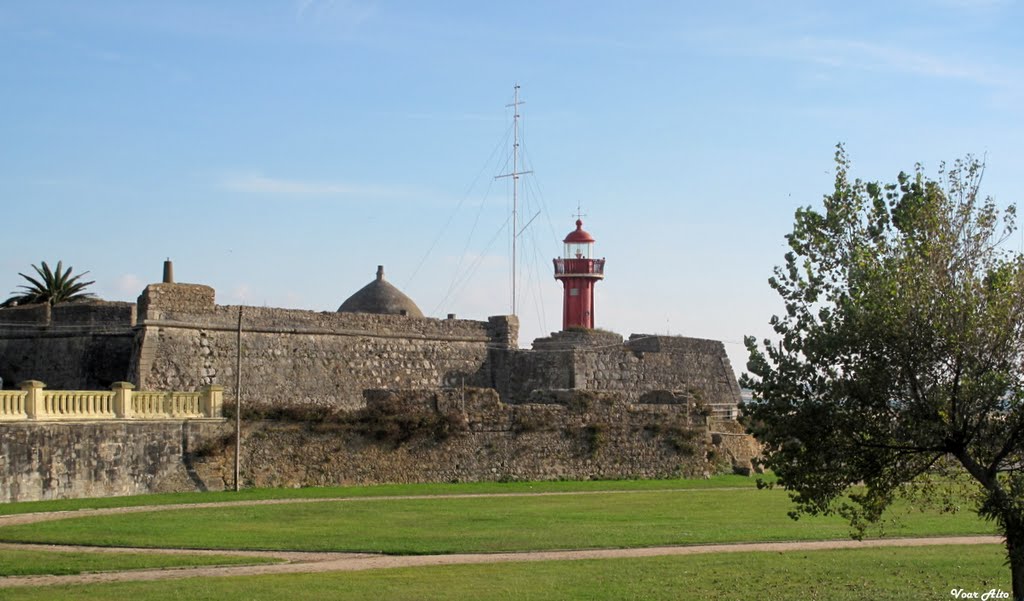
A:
0 475 760 517
0 488 994 554
0 549 279 577
0 545 1008 601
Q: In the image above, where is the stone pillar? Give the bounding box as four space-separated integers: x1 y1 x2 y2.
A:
163 259 174 283
112 381 135 418
201 385 224 418
20 380 45 420
487 315 520 349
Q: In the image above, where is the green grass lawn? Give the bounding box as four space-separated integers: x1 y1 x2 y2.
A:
0 545 1008 601
0 487 995 554
0 475 761 517
0 548 279 577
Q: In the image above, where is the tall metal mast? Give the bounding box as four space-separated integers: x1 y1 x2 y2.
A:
496 83 532 316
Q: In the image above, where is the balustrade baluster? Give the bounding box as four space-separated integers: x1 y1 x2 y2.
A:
3 386 220 420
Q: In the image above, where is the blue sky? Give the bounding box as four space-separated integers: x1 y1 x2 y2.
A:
3 1 1023 372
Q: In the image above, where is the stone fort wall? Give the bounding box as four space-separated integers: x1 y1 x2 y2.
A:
0 301 135 390
1 387 751 502
129 283 517 412
0 420 224 502
492 330 742 417
235 388 725 489
0 283 741 415
0 282 751 502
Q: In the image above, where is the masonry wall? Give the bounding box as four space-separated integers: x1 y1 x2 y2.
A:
182 388 722 491
0 284 752 502
130 284 518 413
488 348 575 402
0 302 135 390
492 331 742 413
581 335 744 407
0 285 739 416
0 389 757 503
0 420 225 502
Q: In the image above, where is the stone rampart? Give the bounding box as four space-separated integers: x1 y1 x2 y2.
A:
219 387 721 489
0 420 226 502
0 386 756 502
129 283 518 412
0 301 135 390
493 332 742 417
0 303 52 325
0 281 751 502
581 335 743 413
488 348 575 402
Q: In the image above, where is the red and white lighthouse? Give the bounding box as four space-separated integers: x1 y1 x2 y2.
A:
553 219 605 330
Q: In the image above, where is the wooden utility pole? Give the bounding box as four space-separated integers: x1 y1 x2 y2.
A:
234 305 243 492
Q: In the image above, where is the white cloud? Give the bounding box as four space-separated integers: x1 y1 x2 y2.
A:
115 274 145 296
783 37 1017 89
930 0 1010 9
680 24 1021 97
392 112 502 123
295 0 377 25
281 291 305 308
220 172 412 199
227 284 252 303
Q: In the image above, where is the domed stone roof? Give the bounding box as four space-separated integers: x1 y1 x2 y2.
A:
337 265 424 317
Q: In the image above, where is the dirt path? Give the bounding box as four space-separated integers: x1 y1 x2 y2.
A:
0 536 1003 588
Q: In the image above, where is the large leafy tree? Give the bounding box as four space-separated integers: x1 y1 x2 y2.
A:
744 146 1024 598
1 261 96 307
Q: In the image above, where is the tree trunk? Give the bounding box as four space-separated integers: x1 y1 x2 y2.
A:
1007 517 1024 601
954 451 1023 599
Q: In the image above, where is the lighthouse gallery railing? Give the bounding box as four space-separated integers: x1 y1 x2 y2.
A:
553 258 605 276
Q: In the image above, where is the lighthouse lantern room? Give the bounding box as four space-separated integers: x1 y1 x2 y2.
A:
553 219 605 330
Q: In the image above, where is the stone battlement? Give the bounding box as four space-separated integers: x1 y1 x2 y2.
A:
136 283 517 345
0 300 136 329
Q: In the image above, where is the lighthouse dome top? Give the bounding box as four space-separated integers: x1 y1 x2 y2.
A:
563 219 595 244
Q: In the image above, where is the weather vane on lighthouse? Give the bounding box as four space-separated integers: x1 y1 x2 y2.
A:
573 201 587 222
553 211 605 330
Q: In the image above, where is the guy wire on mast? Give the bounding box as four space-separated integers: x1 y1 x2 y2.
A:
495 83 533 316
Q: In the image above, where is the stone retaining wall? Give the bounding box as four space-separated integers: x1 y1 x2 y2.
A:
201 388 726 490
0 420 225 502
0 388 759 502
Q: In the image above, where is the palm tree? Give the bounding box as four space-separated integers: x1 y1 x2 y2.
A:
2 261 96 307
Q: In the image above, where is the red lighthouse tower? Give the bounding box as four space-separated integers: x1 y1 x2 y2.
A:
553 218 605 330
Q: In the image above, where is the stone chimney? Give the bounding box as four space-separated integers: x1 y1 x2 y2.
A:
162 259 174 284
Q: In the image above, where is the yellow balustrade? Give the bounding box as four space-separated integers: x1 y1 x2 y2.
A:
42 391 115 418
133 391 204 418
0 391 27 420
0 382 223 421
